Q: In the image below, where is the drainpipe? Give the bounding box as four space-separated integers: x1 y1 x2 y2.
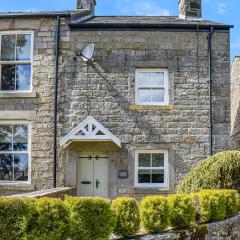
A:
207 26 214 156
53 16 61 188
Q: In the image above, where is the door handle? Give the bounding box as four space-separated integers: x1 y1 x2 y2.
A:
96 179 100 189
81 181 91 185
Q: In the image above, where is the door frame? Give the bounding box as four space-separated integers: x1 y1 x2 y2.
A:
77 152 109 197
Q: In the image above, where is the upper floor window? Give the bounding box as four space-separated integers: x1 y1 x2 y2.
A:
0 32 33 92
135 69 169 106
0 123 30 183
135 150 169 188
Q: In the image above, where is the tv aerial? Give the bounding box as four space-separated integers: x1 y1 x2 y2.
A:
80 43 95 62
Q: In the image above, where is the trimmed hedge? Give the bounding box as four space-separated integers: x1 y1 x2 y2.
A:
0 190 239 239
168 194 196 228
25 198 69 240
177 151 240 193
0 198 34 240
140 196 170 233
112 197 140 237
65 196 115 240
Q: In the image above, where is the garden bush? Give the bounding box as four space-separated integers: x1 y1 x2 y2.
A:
140 196 169 233
65 196 115 240
195 190 226 223
25 198 69 240
168 194 196 228
0 198 34 240
177 151 240 193
112 197 140 238
221 190 239 217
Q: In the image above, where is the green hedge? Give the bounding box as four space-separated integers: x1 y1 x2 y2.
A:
140 196 170 233
112 197 140 238
177 151 240 193
65 196 115 240
0 198 34 240
168 194 196 228
25 198 69 240
0 190 239 239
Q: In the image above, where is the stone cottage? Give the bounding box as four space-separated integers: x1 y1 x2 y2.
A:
231 56 240 149
0 0 232 198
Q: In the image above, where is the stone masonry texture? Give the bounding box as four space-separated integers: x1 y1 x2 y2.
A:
0 16 231 197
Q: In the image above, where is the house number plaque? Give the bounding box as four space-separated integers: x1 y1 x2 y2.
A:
118 170 128 179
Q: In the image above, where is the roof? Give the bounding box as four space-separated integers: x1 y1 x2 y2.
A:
70 16 233 30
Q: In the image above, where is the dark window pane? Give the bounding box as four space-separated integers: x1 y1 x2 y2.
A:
16 64 31 90
152 153 164 167
1 64 15 90
138 169 150 183
152 169 164 183
138 153 151 167
14 154 28 181
13 125 28 151
1 35 16 61
0 154 13 181
16 34 31 61
0 125 12 151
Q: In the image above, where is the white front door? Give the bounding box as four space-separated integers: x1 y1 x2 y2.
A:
78 152 109 198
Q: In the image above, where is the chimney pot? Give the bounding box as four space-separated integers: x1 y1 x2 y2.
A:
179 0 202 20
77 0 96 12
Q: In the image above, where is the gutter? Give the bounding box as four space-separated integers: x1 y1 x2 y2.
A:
0 12 73 18
207 26 214 156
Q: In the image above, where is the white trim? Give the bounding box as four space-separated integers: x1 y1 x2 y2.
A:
134 150 169 189
0 31 34 93
135 68 169 106
60 116 121 148
0 121 31 185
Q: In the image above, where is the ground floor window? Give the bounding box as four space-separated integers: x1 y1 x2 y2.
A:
135 150 169 188
0 122 30 183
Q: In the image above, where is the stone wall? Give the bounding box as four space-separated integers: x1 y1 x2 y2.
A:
112 213 240 240
231 57 240 149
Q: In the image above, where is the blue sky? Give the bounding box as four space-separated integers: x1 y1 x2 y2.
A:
1 0 239 59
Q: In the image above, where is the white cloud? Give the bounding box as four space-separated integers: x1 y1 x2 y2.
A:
116 0 171 16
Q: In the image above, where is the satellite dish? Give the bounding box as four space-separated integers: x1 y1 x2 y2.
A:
81 43 95 62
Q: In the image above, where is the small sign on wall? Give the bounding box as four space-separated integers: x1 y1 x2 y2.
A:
118 170 128 179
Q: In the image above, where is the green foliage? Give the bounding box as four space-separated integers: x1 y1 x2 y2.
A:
195 190 226 223
25 198 69 240
0 198 34 240
177 151 240 193
111 197 140 237
65 196 115 240
168 194 196 228
221 190 239 217
139 196 169 233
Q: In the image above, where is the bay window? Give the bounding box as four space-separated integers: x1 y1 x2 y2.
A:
0 123 30 183
0 32 33 91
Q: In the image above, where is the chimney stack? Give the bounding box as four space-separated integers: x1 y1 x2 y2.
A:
178 0 202 20
77 0 96 13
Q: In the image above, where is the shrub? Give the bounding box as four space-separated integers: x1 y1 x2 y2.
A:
65 196 115 240
221 190 239 217
25 198 69 240
0 198 34 240
177 151 240 193
140 196 169 233
195 190 226 223
112 197 140 237
168 194 196 228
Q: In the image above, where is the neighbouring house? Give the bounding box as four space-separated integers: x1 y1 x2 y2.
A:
0 0 232 198
231 56 240 149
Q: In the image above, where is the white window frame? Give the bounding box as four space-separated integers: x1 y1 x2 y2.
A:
0 31 34 93
135 68 169 106
0 121 31 185
134 150 169 189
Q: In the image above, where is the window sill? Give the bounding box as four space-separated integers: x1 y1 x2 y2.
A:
134 186 169 190
129 104 174 111
0 181 31 186
0 92 37 98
